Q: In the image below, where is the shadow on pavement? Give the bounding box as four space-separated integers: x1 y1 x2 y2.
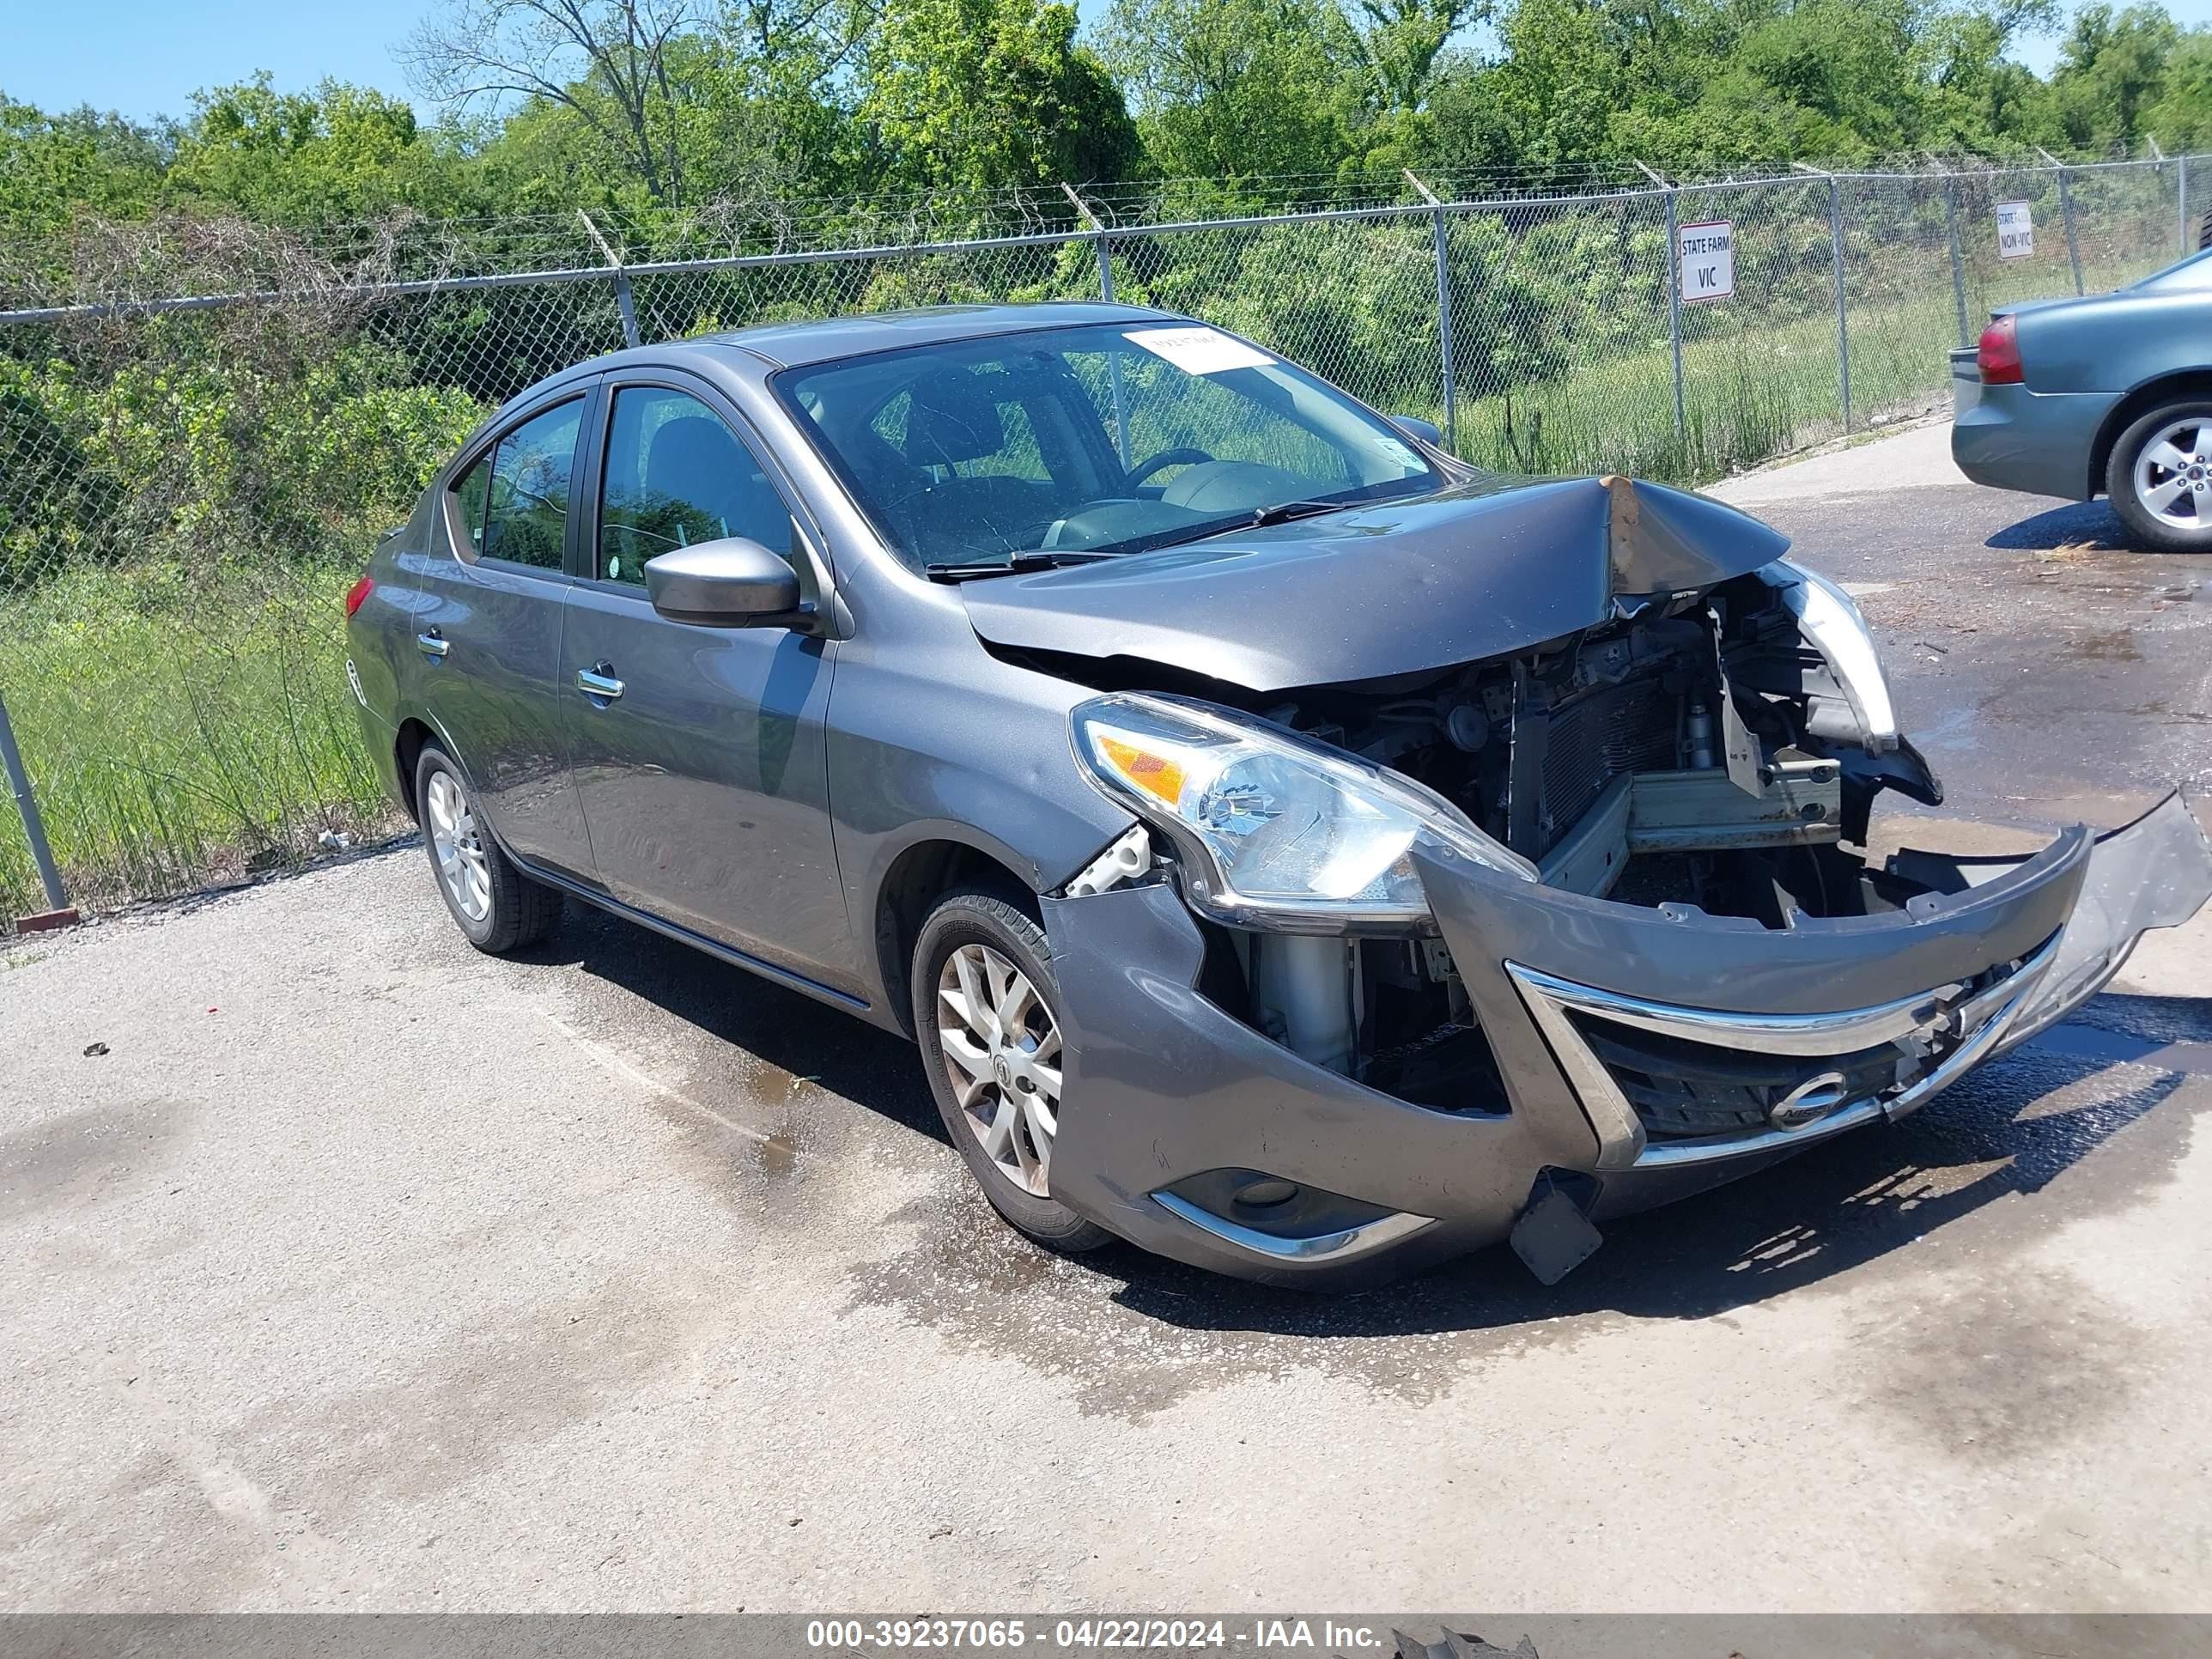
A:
510 882 2200 1338
1089 1038 2191 1337
1986 499 2128 550
515 891 941 1140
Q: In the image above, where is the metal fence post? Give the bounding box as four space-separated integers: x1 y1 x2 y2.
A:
1102 233 1130 465
1944 173 1971 347
1406 172 1459 451
0 686 70 921
2182 154 2191 255
1634 162 1686 438
579 209 641 349
2040 150 2085 295
1827 173 1852 434
1663 191 1686 437
1065 185 1132 465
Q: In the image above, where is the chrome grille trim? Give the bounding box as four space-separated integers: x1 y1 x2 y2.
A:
1507 932 2061 1171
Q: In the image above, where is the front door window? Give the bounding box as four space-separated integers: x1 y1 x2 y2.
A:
597 387 803 590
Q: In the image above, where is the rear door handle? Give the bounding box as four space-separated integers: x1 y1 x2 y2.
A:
416 631 449 660
577 666 624 702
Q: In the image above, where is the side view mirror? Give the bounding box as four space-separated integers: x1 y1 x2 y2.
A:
1390 414 1444 448
644 538 804 628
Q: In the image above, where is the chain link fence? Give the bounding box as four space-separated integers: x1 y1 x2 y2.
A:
2 155 2202 916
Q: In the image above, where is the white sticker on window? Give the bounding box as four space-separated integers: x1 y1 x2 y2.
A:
1125 325 1274 375
1374 436 1421 469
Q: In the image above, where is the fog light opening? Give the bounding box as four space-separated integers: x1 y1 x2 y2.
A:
1232 1176 1300 1212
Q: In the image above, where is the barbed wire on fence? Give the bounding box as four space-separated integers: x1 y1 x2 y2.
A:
0 149 2201 917
0 139 2179 305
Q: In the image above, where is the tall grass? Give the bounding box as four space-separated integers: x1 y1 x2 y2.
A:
0 563 400 912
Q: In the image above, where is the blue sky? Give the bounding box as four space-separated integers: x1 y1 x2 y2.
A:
9 0 2212 125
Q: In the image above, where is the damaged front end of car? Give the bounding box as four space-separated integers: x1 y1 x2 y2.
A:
1023 477 2212 1287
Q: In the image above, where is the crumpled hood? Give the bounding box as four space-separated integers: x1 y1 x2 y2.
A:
958 473 1791 692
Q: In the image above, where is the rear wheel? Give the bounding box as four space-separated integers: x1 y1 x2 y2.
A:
2108 401 2212 551
414 744 561 953
912 886 1112 1252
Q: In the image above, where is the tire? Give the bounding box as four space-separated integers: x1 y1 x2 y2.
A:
2107 399 2212 551
413 744 561 954
911 885 1112 1252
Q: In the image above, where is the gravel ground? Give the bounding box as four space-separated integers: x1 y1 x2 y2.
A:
5 422 2212 1613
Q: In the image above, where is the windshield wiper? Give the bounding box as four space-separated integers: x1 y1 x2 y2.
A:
923 550 1114 583
1138 496 1361 555
1248 497 1355 528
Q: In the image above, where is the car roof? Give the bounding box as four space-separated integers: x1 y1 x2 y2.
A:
482 302 1184 434
676 301 1171 369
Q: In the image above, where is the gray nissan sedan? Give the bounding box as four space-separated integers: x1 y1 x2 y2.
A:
345 302 2212 1287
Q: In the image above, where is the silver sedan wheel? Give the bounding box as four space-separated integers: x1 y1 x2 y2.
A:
424 769 492 923
2132 416 2212 530
935 943 1063 1197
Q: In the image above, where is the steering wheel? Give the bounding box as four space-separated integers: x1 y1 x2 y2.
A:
1123 447 1215 489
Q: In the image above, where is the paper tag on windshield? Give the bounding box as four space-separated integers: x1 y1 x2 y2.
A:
1125 325 1273 374
1375 436 1421 468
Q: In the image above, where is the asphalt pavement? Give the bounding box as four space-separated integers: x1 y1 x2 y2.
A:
5 421 2212 1613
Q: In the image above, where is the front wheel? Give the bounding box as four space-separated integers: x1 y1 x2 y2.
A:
2108 401 2212 551
912 886 1112 1253
414 744 562 954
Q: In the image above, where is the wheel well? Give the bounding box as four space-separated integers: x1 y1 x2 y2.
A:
394 720 436 822
2089 372 2212 496
874 840 1036 1037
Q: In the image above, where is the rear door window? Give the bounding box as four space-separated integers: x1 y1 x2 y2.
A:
457 398 584 571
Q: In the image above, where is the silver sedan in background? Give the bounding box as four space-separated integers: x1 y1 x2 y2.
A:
1952 246 2212 549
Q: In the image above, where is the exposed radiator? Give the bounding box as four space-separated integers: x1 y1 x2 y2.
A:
1510 676 1681 857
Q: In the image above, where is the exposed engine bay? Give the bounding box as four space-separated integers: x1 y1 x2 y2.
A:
1044 565 1951 1124
1247 568 1936 905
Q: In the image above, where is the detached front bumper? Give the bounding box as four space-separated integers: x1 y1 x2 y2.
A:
1041 793 2212 1287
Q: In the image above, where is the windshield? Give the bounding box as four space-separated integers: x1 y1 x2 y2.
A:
773 321 1445 574
2130 246 2212 293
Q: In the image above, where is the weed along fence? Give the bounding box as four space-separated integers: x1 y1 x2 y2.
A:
0 153 2203 916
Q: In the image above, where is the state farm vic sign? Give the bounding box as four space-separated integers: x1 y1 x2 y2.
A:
1996 200 2035 259
1678 220 1735 302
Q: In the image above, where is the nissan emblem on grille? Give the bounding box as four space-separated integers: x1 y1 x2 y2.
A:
1768 1071 1852 1130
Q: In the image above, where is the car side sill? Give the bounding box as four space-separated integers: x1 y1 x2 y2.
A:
516 859 872 1016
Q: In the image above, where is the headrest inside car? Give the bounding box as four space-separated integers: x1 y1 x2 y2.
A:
902 368 1006 466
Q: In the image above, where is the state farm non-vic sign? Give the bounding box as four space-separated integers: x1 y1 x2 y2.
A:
1678 220 1735 302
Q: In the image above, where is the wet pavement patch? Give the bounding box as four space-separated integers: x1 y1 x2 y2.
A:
839 1006 2210 1421
0 1099 191 1224
756 1131 800 1179
1848 1261 2148 1463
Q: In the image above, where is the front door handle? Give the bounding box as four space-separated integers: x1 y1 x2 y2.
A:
577 665 624 702
416 631 449 660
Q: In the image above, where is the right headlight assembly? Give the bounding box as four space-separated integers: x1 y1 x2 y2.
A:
1071 692 1535 933
1760 558 1899 753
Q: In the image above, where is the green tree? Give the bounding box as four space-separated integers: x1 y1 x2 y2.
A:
2050 2 2181 149
2146 27 2212 149
404 0 708 204
860 0 1139 190
1419 0 1630 174
0 96 166 243
1097 0 1357 182
166 76 464 223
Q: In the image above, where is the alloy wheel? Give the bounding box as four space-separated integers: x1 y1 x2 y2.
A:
424 769 492 923
935 942 1063 1197
2133 416 2212 530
